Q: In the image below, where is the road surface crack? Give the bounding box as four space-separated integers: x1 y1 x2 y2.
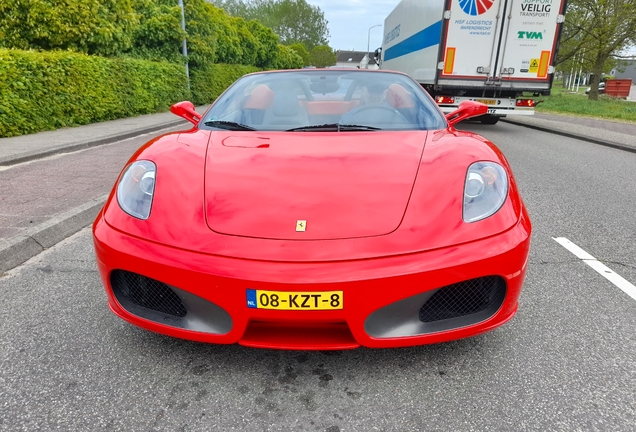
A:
29 235 45 249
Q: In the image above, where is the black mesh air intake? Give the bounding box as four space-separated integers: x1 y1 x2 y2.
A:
111 270 187 318
419 276 506 323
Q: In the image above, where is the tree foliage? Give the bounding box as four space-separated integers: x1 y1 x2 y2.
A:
246 20 280 68
288 43 310 66
211 0 330 49
274 44 303 69
558 0 636 100
183 0 221 68
309 45 336 68
0 49 189 137
0 0 138 56
0 0 301 70
127 0 186 63
128 0 276 67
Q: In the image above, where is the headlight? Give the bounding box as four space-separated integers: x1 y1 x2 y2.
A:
116 160 156 220
463 162 508 222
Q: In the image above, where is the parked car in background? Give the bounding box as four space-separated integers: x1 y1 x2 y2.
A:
585 82 605 94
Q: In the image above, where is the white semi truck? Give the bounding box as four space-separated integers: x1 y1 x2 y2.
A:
378 0 568 124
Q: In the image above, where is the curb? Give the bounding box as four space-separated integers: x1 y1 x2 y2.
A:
0 120 187 167
500 118 636 154
0 195 107 274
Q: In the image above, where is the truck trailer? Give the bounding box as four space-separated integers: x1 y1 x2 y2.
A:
378 0 568 124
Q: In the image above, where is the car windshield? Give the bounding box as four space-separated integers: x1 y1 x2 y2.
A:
202 70 446 131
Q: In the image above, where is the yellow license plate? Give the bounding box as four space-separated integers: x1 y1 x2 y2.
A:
476 99 496 105
246 289 343 310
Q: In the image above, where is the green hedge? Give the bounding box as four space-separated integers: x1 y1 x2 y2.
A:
190 63 260 105
0 49 190 137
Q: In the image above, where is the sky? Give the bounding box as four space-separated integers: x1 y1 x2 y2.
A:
309 0 401 52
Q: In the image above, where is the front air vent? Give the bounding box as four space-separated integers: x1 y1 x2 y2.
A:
419 276 505 323
111 270 187 318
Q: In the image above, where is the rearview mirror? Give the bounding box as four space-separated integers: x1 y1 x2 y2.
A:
309 81 340 94
170 101 202 125
445 101 489 126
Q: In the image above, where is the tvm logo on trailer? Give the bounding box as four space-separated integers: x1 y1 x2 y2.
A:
518 31 544 39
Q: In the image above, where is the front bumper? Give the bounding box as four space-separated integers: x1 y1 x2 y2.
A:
93 210 531 350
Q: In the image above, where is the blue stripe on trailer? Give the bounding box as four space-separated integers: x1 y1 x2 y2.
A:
384 20 443 62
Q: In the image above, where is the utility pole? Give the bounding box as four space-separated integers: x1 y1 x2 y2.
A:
178 0 190 89
367 25 382 69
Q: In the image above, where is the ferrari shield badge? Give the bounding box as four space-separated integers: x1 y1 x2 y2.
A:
296 220 307 232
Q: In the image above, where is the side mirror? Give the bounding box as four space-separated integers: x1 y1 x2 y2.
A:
445 101 488 126
170 101 202 125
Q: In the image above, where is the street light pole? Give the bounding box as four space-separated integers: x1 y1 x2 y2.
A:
367 24 382 69
178 0 190 90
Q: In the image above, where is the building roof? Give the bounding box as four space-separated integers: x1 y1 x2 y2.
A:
335 51 368 64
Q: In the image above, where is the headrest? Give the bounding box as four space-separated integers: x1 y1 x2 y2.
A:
244 85 275 109
386 84 415 109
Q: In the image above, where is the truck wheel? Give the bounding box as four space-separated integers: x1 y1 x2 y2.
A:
480 115 500 125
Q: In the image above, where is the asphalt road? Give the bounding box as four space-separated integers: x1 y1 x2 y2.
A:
1 123 635 431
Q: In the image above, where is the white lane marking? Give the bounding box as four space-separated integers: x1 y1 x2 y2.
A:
553 237 636 302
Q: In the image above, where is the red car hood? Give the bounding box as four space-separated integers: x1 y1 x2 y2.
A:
205 132 428 240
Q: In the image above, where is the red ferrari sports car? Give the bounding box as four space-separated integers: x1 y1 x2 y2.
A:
93 69 531 349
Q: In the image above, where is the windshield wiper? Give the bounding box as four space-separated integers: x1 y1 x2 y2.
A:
285 123 381 132
204 120 256 131
339 124 382 131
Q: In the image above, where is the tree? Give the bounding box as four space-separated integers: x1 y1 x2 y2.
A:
211 0 330 49
210 0 251 16
288 43 310 66
274 44 303 69
309 45 336 68
558 0 636 100
128 0 263 67
127 0 219 68
127 0 186 63
0 0 138 56
0 0 300 70
246 20 280 68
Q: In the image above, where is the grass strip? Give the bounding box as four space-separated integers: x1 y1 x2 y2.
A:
535 86 636 124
